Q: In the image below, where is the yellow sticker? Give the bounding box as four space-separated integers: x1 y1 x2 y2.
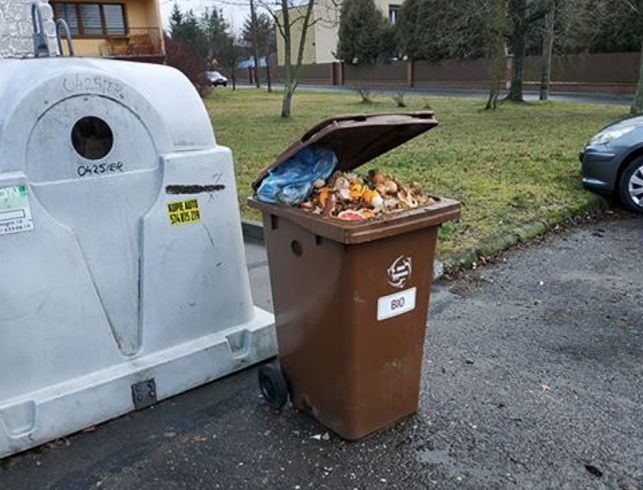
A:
167 199 201 226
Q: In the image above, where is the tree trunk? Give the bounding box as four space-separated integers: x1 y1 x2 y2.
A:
279 0 315 118
486 50 505 110
232 73 236 91
282 83 294 117
631 42 643 115
507 0 526 102
486 0 508 110
280 0 292 117
266 52 272 92
250 0 261 88
539 0 555 101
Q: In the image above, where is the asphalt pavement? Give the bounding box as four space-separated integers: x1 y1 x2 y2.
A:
0 215 641 489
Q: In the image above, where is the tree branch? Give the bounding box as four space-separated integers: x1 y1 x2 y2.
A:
292 0 315 91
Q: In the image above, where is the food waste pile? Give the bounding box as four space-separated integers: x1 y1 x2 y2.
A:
300 170 434 221
255 144 434 221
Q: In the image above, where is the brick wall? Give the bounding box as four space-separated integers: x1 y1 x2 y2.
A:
0 0 36 58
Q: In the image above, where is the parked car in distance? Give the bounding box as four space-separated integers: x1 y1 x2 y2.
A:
580 115 643 214
205 71 228 87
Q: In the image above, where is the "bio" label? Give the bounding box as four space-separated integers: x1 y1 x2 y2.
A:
377 287 417 321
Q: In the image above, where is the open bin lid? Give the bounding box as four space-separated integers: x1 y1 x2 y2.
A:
252 112 439 190
249 111 460 244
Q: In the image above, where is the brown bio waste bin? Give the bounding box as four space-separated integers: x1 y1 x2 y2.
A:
249 112 460 440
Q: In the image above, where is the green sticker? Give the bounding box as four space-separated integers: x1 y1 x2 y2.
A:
0 184 34 236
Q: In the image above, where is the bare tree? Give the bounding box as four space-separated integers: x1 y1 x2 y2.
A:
506 0 549 102
258 0 317 117
265 46 273 92
392 90 407 107
220 36 244 91
486 0 509 110
539 0 555 100
243 12 276 91
356 88 374 103
506 0 527 101
249 0 262 88
263 14 276 92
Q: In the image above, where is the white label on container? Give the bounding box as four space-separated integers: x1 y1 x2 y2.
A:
377 287 417 321
0 184 34 236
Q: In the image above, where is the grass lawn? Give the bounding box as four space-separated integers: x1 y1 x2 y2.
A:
205 89 627 260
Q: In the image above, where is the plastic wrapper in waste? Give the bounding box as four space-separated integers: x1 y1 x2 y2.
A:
299 169 435 221
256 145 337 205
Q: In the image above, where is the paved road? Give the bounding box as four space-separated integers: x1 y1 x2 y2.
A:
235 83 634 107
1 216 642 489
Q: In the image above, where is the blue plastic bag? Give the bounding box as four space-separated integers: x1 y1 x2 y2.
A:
256 145 337 205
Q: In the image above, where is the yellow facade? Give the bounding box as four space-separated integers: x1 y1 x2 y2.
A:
276 5 318 66
276 0 399 66
52 0 164 59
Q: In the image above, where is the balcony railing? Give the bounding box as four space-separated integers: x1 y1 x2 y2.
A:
61 27 164 59
106 27 164 57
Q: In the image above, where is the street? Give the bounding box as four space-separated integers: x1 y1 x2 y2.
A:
1 215 641 489
235 83 634 108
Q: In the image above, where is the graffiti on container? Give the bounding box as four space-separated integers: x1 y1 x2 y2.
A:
62 75 125 99
387 255 412 289
167 199 201 226
165 184 225 195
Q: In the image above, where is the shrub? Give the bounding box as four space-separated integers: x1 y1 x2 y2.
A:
356 88 374 104
392 91 407 108
164 36 211 97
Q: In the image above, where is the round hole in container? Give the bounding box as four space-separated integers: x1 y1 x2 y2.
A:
291 240 303 257
71 116 114 160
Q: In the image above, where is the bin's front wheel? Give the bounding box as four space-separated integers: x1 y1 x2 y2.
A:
258 362 289 409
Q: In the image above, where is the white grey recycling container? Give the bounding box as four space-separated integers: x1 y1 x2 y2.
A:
0 57 276 458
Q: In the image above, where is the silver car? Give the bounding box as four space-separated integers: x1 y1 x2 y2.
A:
580 116 643 214
205 70 228 87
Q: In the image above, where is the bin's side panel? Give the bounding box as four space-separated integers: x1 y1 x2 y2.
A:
262 209 440 440
339 225 439 439
261 213 358 428
141 148 256 352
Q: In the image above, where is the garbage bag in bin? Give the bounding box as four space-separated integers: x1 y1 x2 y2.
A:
249 113 460 440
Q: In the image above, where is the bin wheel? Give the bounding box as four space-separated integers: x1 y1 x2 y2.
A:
258 362 289 409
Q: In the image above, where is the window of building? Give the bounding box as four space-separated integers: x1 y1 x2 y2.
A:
53 3 79 35
52 3 127 37
102 4 126 36
388 5 401 24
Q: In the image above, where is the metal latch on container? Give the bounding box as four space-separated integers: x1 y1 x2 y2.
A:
131 379 157 410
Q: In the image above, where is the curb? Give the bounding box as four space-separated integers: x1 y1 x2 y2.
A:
242 196 608 281
242 218 264 242
441 196 610 274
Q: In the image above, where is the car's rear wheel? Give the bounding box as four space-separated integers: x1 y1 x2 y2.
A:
619 156 643 214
